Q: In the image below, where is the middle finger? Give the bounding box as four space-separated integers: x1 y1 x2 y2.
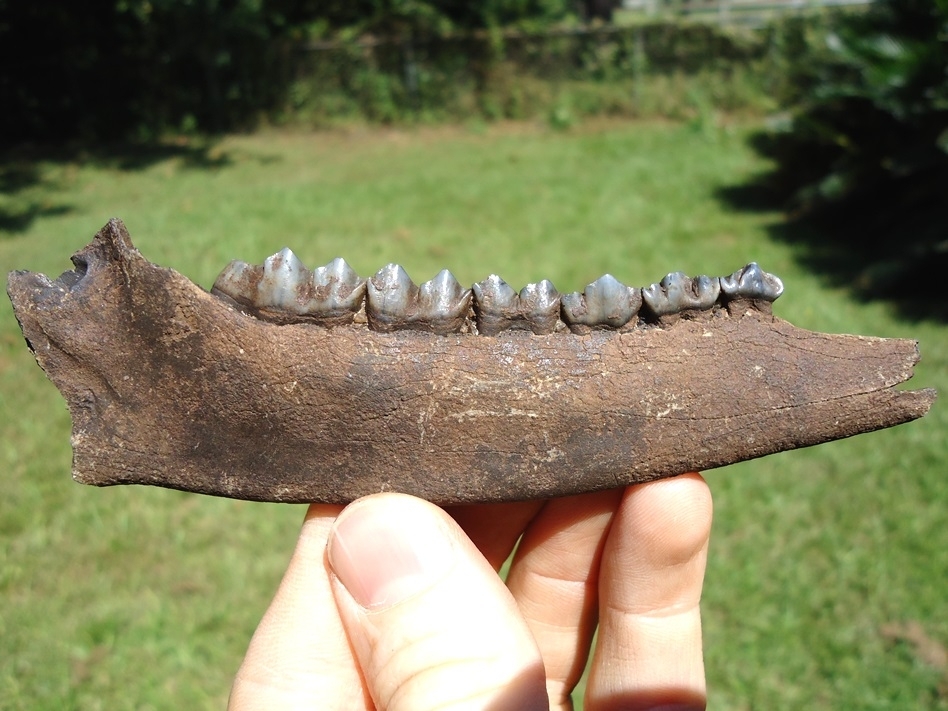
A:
505 488 623 709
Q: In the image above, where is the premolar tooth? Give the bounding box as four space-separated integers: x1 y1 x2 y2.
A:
366 264 418 332
720 263 784 302
561 274 642 334
473 275 519 336
212 259 262 308
519 281 561 335
643 272 720 318
417 269 472 335
259 247 308 312
307 257 366 322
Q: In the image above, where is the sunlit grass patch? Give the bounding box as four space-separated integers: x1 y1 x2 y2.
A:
1 119 945 710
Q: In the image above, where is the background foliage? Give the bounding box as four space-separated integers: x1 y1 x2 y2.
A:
2 1 947 708
2 120 946 710
1 0 800 144
738 0 948 319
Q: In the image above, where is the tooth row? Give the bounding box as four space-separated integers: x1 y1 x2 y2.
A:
212 252 783 334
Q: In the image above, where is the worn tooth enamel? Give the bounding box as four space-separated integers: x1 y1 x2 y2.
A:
417 269 472 334
562 274 642 333
309 257 366 318
519 280 561 335
643 272 720 318
212 259 262 307
473 274 517 310
720 262 784 302
366 263 418 331
472 276 560 335
214 251 783 333
257 247 309 312
473 275 519 336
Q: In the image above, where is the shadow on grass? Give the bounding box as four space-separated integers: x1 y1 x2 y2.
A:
0 139 236 238
716 131 948 324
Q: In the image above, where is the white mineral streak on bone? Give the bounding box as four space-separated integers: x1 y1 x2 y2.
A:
448 408 540 421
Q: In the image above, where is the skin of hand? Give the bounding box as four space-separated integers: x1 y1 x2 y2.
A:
228 473 712 711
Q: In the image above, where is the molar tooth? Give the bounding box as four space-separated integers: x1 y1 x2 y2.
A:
366 264 418 332
472 276 560 335
417 269 472 335
212 259 262 308
720 263 784 302
561 274 642 334
307 257 366 322
643 272 720 318
519 280 561 335
259 247 309 312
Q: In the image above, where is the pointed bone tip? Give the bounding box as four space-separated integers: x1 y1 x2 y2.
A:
890 387 937 422
71 218 139 273
100 218 132 247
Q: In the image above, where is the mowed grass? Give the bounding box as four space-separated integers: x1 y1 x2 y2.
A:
1 119 946 710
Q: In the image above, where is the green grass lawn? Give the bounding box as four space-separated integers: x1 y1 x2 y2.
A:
2 119 946 710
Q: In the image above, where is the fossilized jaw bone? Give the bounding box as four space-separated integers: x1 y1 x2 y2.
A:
5 219 937 505
211 249 785 335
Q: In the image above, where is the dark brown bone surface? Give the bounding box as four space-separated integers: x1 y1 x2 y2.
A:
6 220 936 504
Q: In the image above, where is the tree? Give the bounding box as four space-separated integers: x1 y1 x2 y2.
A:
749 0 948 318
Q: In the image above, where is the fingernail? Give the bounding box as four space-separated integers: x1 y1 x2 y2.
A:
328 496 455 610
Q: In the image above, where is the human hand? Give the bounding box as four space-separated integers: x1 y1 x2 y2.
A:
228 474 712 711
